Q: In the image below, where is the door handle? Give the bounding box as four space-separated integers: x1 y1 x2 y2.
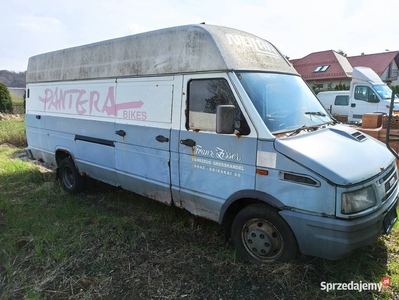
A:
36 115 41 119
180 139 196 147
115 130 126 137
156 135 169 143
351 103 356 107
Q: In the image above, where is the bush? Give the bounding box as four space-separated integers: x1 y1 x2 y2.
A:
0 82 13 113
334 82 349 91
391 85 399 96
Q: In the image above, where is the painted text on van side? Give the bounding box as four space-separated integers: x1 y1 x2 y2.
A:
194 145 242 161
39 86 147 119
226 34 279 57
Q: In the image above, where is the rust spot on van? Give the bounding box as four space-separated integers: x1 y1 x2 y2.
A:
196 204 218 222
180 198 196 214
144 191 172 205
191 147 195 156
193 129 200 133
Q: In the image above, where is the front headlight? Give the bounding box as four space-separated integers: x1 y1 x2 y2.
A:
341 186 376 214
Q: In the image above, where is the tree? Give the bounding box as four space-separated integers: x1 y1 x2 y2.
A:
390 85 399 96
311 81 321 94
337 49 347 57
334 82 349 91
0 82 13 113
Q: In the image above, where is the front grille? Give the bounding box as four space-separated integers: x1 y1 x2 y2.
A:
381 164 398 203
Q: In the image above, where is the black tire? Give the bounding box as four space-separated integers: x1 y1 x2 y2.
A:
231 204 298 263
58 157 85 193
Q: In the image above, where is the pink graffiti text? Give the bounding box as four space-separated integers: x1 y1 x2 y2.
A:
38 86 145 117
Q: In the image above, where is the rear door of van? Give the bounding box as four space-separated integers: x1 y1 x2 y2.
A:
114 77 174 204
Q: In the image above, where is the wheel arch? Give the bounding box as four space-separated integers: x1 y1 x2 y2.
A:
219 190 288 239
55 149 74 165
56 150 86 193
55 149 78 178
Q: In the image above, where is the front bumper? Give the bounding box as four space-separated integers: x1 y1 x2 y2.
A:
279 197 398 260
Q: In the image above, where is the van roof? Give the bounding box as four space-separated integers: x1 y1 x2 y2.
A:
26 24 296 83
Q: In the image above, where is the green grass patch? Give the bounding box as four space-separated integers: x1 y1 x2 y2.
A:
0 118 26 147
11 93 24 104
0 147 150 298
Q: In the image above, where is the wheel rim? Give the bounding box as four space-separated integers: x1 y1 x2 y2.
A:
62 166 75 189
241 218 283 261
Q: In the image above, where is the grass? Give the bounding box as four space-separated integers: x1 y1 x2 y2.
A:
10 93 24 104
10 93 25 115
0 118 26 147
0 117 399 299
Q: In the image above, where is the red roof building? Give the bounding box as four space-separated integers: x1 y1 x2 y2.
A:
348 51 399 83
291 50 399 90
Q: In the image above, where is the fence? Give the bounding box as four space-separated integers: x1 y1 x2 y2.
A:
12 103 25 115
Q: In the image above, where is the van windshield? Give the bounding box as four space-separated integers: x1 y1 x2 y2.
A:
236 72 332 134
374 84 399 100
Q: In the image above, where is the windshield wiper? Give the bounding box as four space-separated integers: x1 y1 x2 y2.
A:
287 124 318 137
305 111 326 116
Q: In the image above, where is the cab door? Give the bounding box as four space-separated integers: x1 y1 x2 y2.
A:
350 85 379 120
177 73 257 221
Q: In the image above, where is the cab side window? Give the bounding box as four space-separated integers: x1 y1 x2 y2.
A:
186 78 249 134
354 86 378 103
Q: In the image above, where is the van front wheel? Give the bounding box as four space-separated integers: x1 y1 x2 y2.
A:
58 157 85 193
231 204 298 263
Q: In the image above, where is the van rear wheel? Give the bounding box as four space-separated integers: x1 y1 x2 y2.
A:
231 204 298 263
58 157 85 193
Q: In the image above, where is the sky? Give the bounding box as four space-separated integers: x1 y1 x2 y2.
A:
2 0 399 72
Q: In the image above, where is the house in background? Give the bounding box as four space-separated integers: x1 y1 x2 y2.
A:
291 50 399 90
290 50 353 91
348 51 399 85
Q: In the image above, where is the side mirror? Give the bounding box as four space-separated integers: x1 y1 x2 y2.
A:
216 105 235 134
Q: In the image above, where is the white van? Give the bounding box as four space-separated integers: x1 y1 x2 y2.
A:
317 67 399 123
316 91 350 121
25 24 398 263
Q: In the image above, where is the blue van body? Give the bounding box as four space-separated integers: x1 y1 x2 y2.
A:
25 24 398 262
